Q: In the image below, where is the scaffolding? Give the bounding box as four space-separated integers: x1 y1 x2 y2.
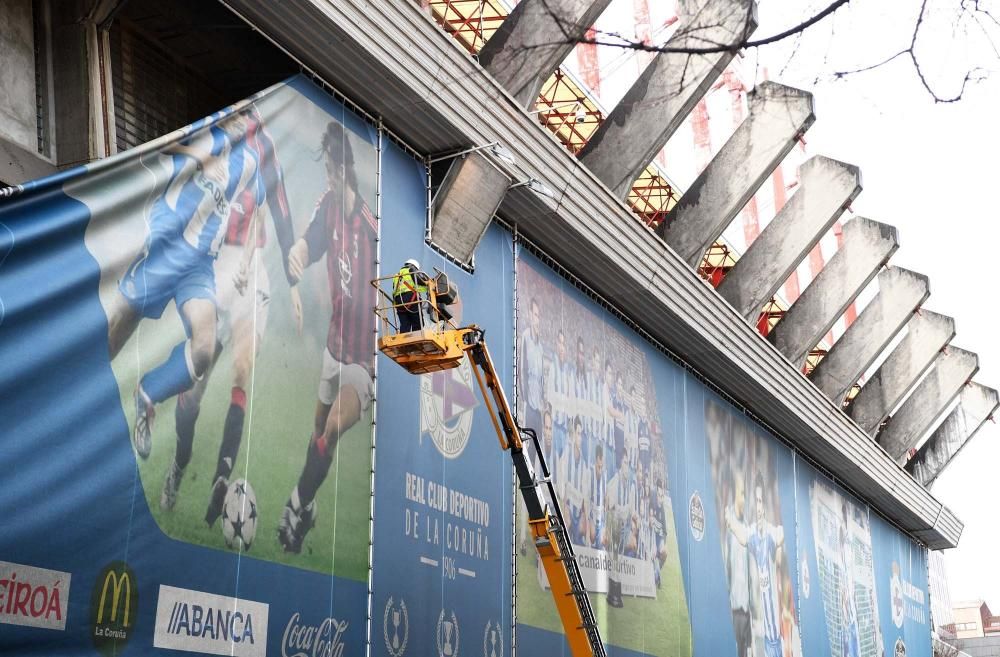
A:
424 0 828 356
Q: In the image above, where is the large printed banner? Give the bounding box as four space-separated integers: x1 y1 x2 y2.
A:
372 141 514 657
515 250 933 657
0 76 372 656
0 72 935 657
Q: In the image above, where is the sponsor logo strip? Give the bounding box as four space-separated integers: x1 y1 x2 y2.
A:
0 560 71 630
153 584 268 657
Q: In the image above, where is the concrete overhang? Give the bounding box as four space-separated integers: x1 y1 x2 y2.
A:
221 0 963 549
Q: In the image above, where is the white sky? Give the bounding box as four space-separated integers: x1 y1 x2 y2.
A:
746 0 1000 606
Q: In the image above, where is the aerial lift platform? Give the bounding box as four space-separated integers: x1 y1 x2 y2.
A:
372 270 607 657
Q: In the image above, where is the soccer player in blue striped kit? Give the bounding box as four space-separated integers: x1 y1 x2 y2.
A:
726 471 786 657
105 105 297 489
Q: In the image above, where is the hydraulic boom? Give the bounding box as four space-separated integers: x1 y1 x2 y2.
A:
372 273 606 657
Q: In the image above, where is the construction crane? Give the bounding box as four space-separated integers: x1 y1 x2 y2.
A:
372 270 607 657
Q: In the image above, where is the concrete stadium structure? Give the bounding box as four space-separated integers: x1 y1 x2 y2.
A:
2 0 994 566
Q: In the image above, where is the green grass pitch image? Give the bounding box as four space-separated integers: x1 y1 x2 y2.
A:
112 273 371 580
515 504 692 656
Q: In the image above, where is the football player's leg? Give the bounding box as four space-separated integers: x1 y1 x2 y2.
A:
280 355 371 553
300 381 361 505
107 291 141 361
206 313 257 525
278 390 357 554
135 296 216 459
140 298 215 406
162 360 215 511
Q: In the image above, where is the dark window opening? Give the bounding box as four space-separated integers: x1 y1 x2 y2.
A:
108 0 297 152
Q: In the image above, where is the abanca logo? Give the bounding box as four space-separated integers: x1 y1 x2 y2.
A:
154 584 268 657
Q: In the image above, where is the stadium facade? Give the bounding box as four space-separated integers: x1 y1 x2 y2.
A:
0 1 991 656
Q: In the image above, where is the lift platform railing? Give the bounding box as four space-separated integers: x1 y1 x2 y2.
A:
371 270 467 374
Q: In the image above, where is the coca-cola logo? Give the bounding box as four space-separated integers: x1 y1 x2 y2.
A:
281 612 349 657
0 560 71 631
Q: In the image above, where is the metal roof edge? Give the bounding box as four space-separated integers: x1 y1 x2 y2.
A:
221 0 961 549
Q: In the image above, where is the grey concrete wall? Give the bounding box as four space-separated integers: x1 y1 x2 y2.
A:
0 135 56 185
809 267 929 405
578 0 757 198
717 155 860 319
877 346 979 462
660 82 815 267
0 0 39 153
767 218 899 368
847 311 956 434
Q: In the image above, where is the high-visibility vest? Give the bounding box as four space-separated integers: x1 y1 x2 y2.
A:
392 267 427 305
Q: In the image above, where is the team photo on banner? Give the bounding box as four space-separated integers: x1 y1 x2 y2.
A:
515 252 693 657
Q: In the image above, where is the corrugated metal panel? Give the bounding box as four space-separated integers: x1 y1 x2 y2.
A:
219 0 962 549
109 19 227 152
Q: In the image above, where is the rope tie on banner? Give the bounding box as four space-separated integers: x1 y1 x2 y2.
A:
0 185 25 199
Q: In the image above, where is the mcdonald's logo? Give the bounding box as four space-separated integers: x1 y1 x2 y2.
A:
90 561 138 657
98 568 131 626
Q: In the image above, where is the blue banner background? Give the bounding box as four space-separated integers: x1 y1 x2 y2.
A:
372 139 514 657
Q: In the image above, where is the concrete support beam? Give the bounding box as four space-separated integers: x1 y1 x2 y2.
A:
809 267 929 405
767 218 899 369
660 82 815 266
717 155 860 317
478 0 613 108
877 347 979 462
577 0 757 198
907 383 999 487
847 311 956 434
431 152 511 265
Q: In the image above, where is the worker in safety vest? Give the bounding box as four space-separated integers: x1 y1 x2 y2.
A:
392 258 429 333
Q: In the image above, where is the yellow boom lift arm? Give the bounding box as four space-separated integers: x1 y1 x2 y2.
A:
373 272 606 657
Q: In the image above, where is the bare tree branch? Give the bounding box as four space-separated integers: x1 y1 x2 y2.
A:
574 0 850 55
523 0 1000 104
830 0 994 102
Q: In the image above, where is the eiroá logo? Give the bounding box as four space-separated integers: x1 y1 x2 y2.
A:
281 612 349 657
0 560 71 631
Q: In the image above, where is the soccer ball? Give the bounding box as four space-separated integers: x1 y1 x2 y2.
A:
221 479 258 550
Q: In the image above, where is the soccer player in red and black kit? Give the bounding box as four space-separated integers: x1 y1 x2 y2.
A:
278 120 377 553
